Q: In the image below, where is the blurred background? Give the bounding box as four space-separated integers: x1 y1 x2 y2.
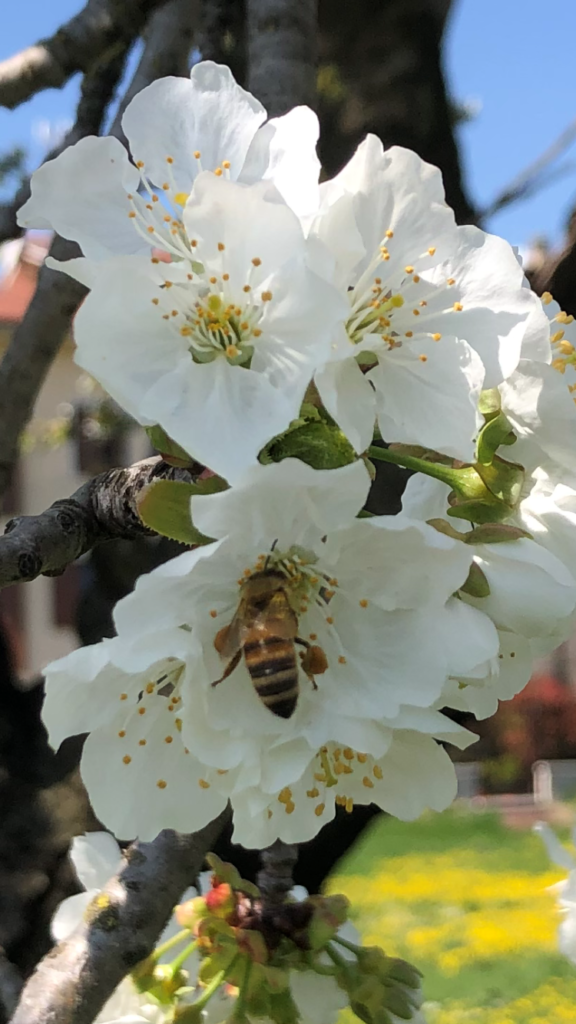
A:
2 1 576 1021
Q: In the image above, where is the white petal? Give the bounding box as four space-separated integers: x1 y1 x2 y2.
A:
69 832 123 890
239 106 321 217
192 459 371 544
371 731 458 819
122 62 265 194
370 335 484 462
290 970 348 1024
81 696 227 841
501 360 576 476
315 357 376 453
141 357 300 482
51 890 95 942
43 641 132 748
18 136 144 259
534 822 575 870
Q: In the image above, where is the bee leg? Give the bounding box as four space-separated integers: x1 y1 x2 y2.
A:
211 649 242 687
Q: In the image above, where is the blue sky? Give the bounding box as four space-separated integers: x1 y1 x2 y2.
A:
1 0 576 250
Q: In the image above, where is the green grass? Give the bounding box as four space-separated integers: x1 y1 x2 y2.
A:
327 808 576 1018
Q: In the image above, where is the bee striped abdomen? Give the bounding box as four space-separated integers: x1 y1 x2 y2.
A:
244 635 299 719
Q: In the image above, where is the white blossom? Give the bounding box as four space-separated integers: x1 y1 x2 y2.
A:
43 460 480 846
535 821 576 967
60 175 344 481
17 62 320 259
308 137 539 456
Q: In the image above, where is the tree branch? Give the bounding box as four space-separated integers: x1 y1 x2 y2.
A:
0 950 22 1022
11 812 229 1024
0 456 199 590
0 0 170 110
246 0 318 116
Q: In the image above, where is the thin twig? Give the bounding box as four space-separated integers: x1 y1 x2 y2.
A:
0 0 169 110
480 114 576 220
11 813 230 1024
0 456 198 590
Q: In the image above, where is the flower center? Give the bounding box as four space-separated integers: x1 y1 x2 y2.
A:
344 230 457 357
180 290 264 365
272 744 385 819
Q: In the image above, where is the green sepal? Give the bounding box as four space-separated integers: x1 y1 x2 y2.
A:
197 947 237 986
465 523 532 545
478 388 501 417
137 477 227 545
382 986 416 1020
382 958 423 989
475 455 524 508
146 425 197 467
261 965 290 993
459 562 491 598
267 988 300 1024
172 1004 204 1023
447 497 512 525
476 411 516 466
205 853 260 898
426 518 465 542
307 895 350 950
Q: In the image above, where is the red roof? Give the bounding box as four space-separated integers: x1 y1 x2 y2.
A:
0 235 49 325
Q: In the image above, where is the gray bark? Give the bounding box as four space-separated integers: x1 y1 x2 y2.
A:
247 0 318 115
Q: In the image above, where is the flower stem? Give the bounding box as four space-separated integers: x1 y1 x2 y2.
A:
232 956 252 1019
154 928 191 960
192 956 240 1012
332 935 362 955
170 938 199 975
368 445 462 488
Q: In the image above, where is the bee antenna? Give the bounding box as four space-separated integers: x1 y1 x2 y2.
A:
264 539 279 569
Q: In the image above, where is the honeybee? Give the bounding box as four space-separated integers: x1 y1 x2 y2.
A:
212 568 328 718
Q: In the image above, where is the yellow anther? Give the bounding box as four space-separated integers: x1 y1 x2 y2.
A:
552 358 566 373
447 277 456 286
391 294 404 307
163 215 171 223
180 326 192 336
151 298 159 306
267 809 273 819
314 772 327 783
166 156 174 164
165 736 173 744
432 333 442 341
419 354 428 362
162 183 169 190
373 764 383 779
118 730 126 738
199 779 210 789
345 797 354 813
120 693 128 701
338 655 347 664
123 755 132 765
146 683 155 694
252 327 263 337
551 330 565 342
428 247 436 255
252 257 262 267
194 150 201 159
278 787 293 804
136 160 145 168
413 275 420 283
222 160 231 169
405 331 413 338
138 707 146 716
542 291 553 305
226 344 240 358
453 302 463 312
164 280 173 288
413 309 420 316
214 168 223 176
209 276 217 284
151 257 160 263
174 192 188 206
560 341 575 355
357 752 368 763
326 616 334 625
343 748 354 760
210 609 218 618
385 230 394 238
157 779 167 789
363 776 374 788
152 195 159 202
261 291 273 302
285 800 295 814
307 787 320 798
359 599 368 608
314 803 325 817
309 632 318 640
404 265 414 274
218 242 226 251
128 211 136 219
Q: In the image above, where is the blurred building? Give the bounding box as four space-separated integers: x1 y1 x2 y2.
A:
0 236 148 678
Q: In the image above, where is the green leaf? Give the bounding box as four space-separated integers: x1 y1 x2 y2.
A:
261 420 357 469
136 480 216 545
465 523 532 545
145 425 196 467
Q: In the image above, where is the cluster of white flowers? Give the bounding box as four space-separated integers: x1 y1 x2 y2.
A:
22 62 576 854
